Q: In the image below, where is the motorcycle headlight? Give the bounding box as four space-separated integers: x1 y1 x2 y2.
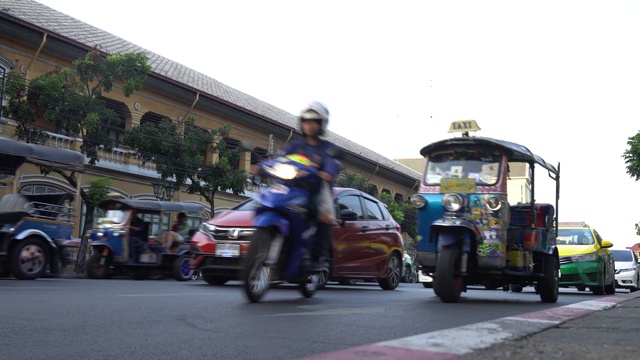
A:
485 195 503 211
443 194 463 212
571 252 598 262
410 194 426 209
265 163 298 180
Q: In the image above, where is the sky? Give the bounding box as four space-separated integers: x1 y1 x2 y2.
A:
35 0 640 248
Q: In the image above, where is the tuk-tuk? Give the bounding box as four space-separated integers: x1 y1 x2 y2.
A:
0 137 86 279
85 199 206 281
410 121 560 303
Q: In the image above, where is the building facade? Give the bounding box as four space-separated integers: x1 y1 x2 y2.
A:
0 1 421 237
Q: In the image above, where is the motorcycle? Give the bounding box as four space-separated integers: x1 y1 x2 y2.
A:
242 153 326 302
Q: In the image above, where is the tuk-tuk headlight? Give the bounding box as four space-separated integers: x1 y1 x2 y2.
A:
485 196 503 211
443 194 463 212
410 194 426 209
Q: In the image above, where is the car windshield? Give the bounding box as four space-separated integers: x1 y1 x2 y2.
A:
557 229 595 245
611 250 633 262
425 149 501 185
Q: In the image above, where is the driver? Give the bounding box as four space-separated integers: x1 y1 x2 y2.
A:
281 101 341 271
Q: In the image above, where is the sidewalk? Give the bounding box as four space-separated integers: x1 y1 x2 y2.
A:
300 290 640 360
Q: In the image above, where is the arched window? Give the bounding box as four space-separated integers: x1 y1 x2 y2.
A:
99 97 129 147
0 55 16 121
140 112 168 127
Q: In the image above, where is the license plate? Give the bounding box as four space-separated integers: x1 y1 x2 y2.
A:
215 243 240 257
268 183 289 195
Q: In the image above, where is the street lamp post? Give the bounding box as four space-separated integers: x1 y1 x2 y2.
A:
152 180 177 201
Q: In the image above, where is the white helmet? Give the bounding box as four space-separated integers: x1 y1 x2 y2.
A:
299 101 329 136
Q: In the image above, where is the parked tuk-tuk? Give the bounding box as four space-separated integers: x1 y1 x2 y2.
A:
410 120 560 303
86 199 206 281
0 137 86 279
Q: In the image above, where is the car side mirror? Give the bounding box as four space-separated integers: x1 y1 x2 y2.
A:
601 240 614 248
340 209 358 222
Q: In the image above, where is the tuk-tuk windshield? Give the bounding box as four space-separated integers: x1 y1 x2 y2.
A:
96 210 128 225
425 149 502 186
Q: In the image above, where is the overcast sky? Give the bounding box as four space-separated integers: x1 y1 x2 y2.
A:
35 0 640 247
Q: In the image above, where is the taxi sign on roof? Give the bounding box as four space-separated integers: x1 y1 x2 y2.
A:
448 120 481 134
558 221 588 227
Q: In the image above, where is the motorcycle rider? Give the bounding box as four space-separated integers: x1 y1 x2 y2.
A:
281 101 342 271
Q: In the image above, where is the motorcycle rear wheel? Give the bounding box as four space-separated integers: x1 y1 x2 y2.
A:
242 228 273 302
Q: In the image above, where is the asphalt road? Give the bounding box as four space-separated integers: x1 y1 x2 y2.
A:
0 277 624 360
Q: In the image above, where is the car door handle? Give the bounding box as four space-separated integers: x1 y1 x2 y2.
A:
360 226 371 233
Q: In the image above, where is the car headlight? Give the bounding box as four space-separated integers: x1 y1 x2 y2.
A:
410 194 426 209
443 194 463 212
571 252 598 262
619 268 635 273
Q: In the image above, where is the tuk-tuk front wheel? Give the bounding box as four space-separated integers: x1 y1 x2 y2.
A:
11 237 48 280
86 251 113 279
434 245 464 303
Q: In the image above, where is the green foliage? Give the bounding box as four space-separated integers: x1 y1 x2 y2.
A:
378 192 404 223
336 171 370 192
85 177 112 208
623 133 640 181
3 50 151 165
124 119 247 209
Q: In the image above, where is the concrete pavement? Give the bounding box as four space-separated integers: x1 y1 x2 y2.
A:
299 290 640 360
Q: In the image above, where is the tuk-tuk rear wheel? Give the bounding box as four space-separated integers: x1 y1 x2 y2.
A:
539 255 559 303
11 237 49 280
171 254 193 281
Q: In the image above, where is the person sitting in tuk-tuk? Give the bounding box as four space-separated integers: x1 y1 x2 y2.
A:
129 210 148 262
162 212 190 253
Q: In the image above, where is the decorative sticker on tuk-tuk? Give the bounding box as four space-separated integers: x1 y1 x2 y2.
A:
440 178 477 193
477 242 501 257
471 207 482 220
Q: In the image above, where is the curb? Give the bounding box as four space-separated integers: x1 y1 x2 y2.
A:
298 292 640 360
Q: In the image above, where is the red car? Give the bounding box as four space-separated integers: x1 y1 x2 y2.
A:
190 187 405 290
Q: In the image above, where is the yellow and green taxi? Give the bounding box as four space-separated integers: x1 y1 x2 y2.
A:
557 222 615 294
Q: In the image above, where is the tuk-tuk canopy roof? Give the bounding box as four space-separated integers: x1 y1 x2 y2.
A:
98 199 206 214
419 136 558 175
0 137 86 174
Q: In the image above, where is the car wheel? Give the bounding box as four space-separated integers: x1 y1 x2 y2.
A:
203 274 229 285
510 284 523 293
11 237 49 280
422 281 433 288
378 253 402 290
604 272 616 295
632 274 640 293
576 285 586 292
590 270 606 295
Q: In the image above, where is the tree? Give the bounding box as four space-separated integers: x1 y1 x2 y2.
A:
336 171 371 192
123 118 247 210
622 132 640 181
1 49 152 273
75 177 111 273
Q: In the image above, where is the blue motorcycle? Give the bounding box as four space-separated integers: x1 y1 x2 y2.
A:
242 153 324 302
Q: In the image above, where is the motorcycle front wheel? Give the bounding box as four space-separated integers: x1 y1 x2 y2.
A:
242 228 273 303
